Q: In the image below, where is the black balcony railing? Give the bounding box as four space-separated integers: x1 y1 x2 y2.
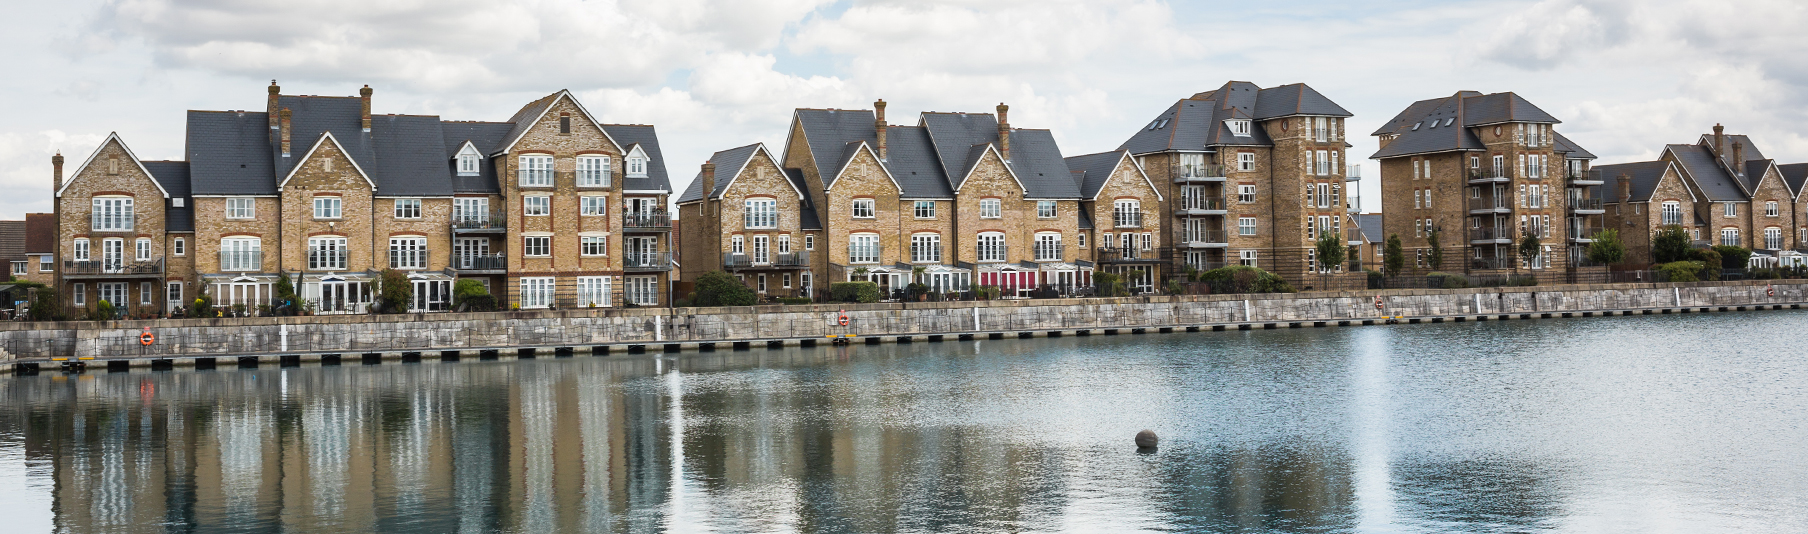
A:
726 251 810 269
1097 246 1168 263
389 248 430 270
1568 169 1602 182
456 253 506 271
623 211 672 229
1112 212 1144 228
1469 227 1515 241
452 211 508 231
219 251 263 272
62 257 163 277
1467 168 1512 181
624 252 672 271
1467 197 1511 211
1568 198 1603 211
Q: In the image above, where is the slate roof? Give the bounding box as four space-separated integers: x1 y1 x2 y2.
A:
1593 160 1672 202
681 143 761 202
275 96 375 185
1779 163 1808 197
186 110 276 195
792 109 878 189
141 161 194 232
24 213 53 254
1006 129 1082 199
1119 81 1338 154
676 170 706 204
369 114 452 196
604 125 672 192
1667 144 1747 201
1062 150 1126 200
0 221 23 265
440 121 512 194
785 168 822 230
1355 214 1385 243
1553 132 1596 159
495 92 560 157
1077 210 1094 230
921 112 1002 189
1743 159 1773 192
1371 91 1569 159
784 106 1080 201
1461 92 1560 125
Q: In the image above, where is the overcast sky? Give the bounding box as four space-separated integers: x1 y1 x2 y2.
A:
1 0 1804 219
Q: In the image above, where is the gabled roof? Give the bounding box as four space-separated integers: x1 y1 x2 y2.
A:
440 120 512 194
791 108 878 189
1778 163 1808 198
493 90 624 158
279 131 378 190
369 114 453 196
58 132 171 199
1119 81 1336 154
784 168 822 230
1252 83 1353 120
1594 160 1676 202
1553 132 1596 159
921 112 1002 189
1666 144 1747 201
1698 133 1768 169
272 96 374 184
830 141 903 194
1355 214 1385 243
1461 92 1561 126
884 125 954 198
1371 91 1486 159
141 161 193 232
684 142 794 202
187 110 277 195
603 124 671 193
0 221 22 264
1743 159 1776 193
1063 149 1160 201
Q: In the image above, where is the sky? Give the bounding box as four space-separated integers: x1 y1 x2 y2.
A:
1 0 1806 219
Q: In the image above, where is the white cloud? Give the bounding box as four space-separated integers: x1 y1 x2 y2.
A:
0 131 108 218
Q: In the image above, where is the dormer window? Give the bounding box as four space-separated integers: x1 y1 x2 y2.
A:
1227 119 1251 137
626 145 649 178
456 143 481 176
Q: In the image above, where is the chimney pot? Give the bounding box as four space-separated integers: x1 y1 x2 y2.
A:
360 85 373 132
1712 123 1725 156
701 161 716 199
1733 141 1746 176
874 99 888 161
1617 173 1631 203
267 80 282 134
996 103 1011 161
280 108 293 157
52 152 64 192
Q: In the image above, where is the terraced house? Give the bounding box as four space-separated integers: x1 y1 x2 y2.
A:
1371 91 1600 273
1600 125 1808 264
683 100 1106 299
1120 81 1360 282
49 82 672 316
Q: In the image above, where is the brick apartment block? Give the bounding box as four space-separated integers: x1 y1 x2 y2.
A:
49 82 672 316
1600 125 1808 264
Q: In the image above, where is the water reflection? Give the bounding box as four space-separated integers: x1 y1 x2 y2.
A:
2 311 1808 532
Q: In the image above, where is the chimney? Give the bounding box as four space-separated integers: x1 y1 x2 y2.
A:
1733 140 1745 176
280 108 292 157
267 80 281 131
701 161 716 200
52 152 64 192
1617 173 1631 203
360 85 373 132
1712 123 1725 156
996 103 1010 161
874 99 888 161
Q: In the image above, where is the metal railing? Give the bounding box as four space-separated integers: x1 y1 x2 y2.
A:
456 253 506 271
389 248 430 270
623 252 672 271
910 245 944 264
1469 257 1517 270
1175 163 1227 179
1568 198 1603 211
62 257 163 276
848 243 883 264
307 249 348 270
452 211 507 231
1469 227 1515 241
1467 197 1511 211
623 211 672 229
219 251 263 272
1178 196 1227 212
1468 168 1512 181
1181 230 1229 245
1568 169 1602 182
1097 246 1168 263
976 244 1008 263
726 251 810 269
1570 227 1606 240
1347 227 1367 243
1113 212 1144 228
1033 246 1064 262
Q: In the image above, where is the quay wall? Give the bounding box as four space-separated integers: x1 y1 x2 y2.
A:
1 280 1801 361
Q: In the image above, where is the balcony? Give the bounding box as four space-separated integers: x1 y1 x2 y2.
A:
1568 169 1603 186
1173 164 1227 183
452 211 507 233
1467 197 1512 214
1467 168 1512 184
62 257 163 278
1568 197 1604 214
1097 246 1168 263
388 248 430 270
218 251 263 272
1347 227 1367 246
624 252 673 272
623 211 672 231
307 250 348 271
725 251 811 269
1176 196 1227 216
1178 230 1230 248
1570 227 1606 243
455 253 506 272
1345 164 1363 183
1112 212 1144 228
1469 227 1515 244
1469 256 1517 270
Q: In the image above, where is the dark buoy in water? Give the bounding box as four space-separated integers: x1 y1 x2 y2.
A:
1135 429 1158 450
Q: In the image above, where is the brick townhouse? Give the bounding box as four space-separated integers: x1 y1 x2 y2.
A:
682 100 1104 299
48 81 672 316
1371 91 1601 273
1119 81 1360 283
1600 125 1808 263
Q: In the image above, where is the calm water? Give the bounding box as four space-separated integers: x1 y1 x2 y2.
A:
2 311 1806 533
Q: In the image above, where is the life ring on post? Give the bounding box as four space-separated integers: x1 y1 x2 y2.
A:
1373 296 1384 310
140 331 155 346
837 310 850 326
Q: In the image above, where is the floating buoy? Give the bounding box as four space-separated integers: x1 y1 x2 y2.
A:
1135 429 1158 449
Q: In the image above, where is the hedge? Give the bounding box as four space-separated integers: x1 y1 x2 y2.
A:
830 281 881 303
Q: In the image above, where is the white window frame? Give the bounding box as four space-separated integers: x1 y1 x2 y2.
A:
625 276 658 306
581 235 608 256
1721 228 1739 247
388 237 427 269
74 238 90 261
1113 200 1141 228
977 232 1006 263
1239 249 1258 267
1227 119 1251 137
851 198 876 219
805 234 815 251
393 198 422 219
1238 153 1255 171
914 200 936 219
1725 202 1737 218
751 235 771 264
457 145 482 176
848 233 880 264
1037 200 1057 219
454 197 490 224
1034 233 1062 261
1766 201 1779 217
519 155 554 187
220 238 260 271
627 156 648 178
520 277 555 309
73 283 85 306
980 198 1002 219
167 282 183 311
307 236 348 270
1661 202 1681 226
135 238 151 261
9 262 22 276
577 155 612 187
313 196 342 219
38 255 50 272
523 195 551 216
1238 184 1256 203
91 197 134 231
577 276 612 307
911 234 941 263
1765 227 1783 250
523 236 551 257
744 199 778 228
226 197 255 219
581 196 607 216
173 237 185 256
1238 217 1257 236
140 281 154 305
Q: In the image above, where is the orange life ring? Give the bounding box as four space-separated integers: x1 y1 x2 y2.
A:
1767 285 1775 297
1373 296 1383 310
837 310 850 326
140 332 155 345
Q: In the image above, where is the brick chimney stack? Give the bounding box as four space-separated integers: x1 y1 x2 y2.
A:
52 152 64 192
996 103 1010 161
268 80 281 132
1733 140 1745 176
280 108 292 157
1712 123 1725 156
874 99 888 161
360 85 373 132
701 161 716 200
1618 173 1631 203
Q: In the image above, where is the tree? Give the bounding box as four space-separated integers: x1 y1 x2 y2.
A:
1652 225 1692 264
1426 229 1443 270
1383 234 1404 277
1315 231 1345 274
1517 234 1542 271
273 271 298 315
453 279 496 311
374 269 413 313
693 270 757 307
1586 229 1626 266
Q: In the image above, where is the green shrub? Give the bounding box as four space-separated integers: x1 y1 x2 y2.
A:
1751 268 1781 280
1094 271 1126 297
373 269 414 313
1690 248 1721 281
829 281 881 303
1511 275 1539 287
1427 271 1470 289
975 285 1001 300
1365 269 1386 289
89 299 116 321
1659 261 1702 282
1711 245 1751 270
1198 265 1295 294
452 279 497 311
673 297 694 307
693 271 757 307
1652 225 1692 263
778 297 813 305
272 272 298 315
189 291 214 318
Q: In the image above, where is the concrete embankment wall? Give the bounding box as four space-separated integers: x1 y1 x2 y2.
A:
1 280 1801 362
